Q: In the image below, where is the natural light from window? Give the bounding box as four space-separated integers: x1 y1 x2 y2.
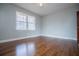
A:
16 11 35 31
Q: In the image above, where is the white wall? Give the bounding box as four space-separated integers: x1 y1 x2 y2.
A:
42 5 79 40
0 4 41 41
0 4 79 42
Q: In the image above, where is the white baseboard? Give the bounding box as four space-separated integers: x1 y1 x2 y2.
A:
0 35 40 43
0 34 76 43
40 34 76 40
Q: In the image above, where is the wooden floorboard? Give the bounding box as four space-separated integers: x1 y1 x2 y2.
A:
0 36 78 56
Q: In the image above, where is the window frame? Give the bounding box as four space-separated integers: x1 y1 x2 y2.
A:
27 15 36 31
16 11 36 31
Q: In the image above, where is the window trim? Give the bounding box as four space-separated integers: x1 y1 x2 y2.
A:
16 11 36 31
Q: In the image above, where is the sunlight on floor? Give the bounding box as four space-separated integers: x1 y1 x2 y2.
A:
16 43 35 56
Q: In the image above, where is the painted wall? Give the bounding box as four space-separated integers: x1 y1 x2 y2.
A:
0 4 79 41
0 4 41 41
42 5 79 40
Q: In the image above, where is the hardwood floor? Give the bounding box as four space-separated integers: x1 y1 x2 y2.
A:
0 36 78 56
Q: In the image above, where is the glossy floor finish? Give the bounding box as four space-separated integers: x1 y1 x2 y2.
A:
0 36 78 56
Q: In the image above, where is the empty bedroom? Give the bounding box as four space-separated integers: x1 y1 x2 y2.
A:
0 3 79 56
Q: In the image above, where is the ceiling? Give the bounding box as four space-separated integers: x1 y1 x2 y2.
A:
15 3 77 16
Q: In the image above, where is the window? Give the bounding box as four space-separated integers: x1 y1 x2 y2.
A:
16 11 35 30
16 11 27 30
28 16 35 30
